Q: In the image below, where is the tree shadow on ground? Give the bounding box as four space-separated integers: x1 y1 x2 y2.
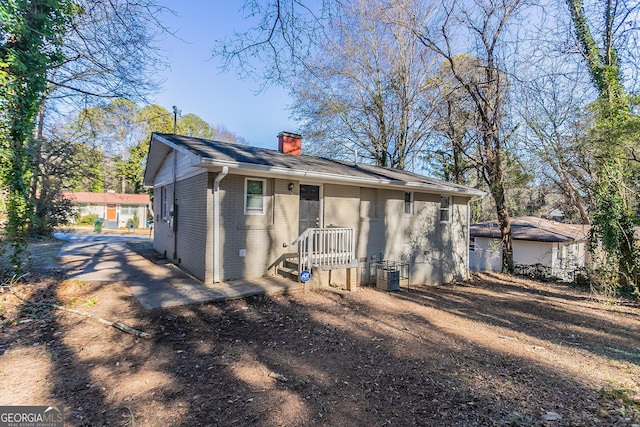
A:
394 274 640 366
1 273 638 426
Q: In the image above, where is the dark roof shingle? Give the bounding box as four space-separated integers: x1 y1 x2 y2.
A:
150 133 484 196
470 216 590 242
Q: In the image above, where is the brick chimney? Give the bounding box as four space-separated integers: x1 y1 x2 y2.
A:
277 131 302 155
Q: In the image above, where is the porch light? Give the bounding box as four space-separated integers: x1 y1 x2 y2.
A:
288 182 295 194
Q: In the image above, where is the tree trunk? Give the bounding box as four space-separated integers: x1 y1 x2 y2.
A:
486 130 514 274
495 188 514 274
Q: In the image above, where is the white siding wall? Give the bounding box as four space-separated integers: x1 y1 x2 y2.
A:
514 241 553 266
551 241 589 280
77 204 106 218
116 205 148 228
153 149 202 186
470 237 589 280
469 237 502 272
470 238 554 272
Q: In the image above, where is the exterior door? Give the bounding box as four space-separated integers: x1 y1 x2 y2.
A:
106 204 117 221
299 185 320 233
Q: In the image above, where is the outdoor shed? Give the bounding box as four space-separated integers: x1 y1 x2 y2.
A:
143 132 485 287
469 216 591 281
64 191 150 229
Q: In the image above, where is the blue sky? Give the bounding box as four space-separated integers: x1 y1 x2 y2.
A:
151 2 299 149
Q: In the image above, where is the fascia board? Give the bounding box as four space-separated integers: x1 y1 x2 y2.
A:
198 158 487 197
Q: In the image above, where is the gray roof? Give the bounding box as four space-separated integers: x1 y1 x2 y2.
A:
470 216 590 242
144 133 486 197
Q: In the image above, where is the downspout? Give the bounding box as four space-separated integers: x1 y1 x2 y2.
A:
467 199 471 279
172 148 178 260
213 167 229 283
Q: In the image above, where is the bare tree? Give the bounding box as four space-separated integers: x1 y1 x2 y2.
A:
214 1 338 86
291 0 437 169
29 0 167 206
518 67 594 224
426 55 484 185
46 0 166 105
409 0 529 273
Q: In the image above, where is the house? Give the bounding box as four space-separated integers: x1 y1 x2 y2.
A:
143 132 485 288
64 191 150 229
469 216 591 281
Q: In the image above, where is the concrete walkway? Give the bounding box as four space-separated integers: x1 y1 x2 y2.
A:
54 232 303 309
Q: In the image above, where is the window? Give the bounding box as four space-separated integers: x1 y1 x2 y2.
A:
469 237 476 252
404 192 413 215
120 205 136 215
440 195 451 223
245 178 266 215
160 187 169 220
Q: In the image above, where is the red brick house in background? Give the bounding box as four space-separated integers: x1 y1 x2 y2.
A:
64 191 150 229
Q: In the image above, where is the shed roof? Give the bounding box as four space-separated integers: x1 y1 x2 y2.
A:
63 192 150 205
470 217 590 242
144 133 486 197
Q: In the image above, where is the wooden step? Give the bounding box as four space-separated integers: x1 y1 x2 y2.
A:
277 265 299 282
283 258 299 271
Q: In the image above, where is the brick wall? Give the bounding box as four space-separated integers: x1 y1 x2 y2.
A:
218 175 299 280
154 171 471 286
323 186 471 286
174 173 210 282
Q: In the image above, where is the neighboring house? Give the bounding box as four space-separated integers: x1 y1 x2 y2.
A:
143 132 485 287
64 191 150 229
469 216 591 281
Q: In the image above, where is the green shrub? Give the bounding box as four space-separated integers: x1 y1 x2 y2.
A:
77 214 99 225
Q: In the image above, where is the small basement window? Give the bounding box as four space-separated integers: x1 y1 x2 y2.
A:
440 195 451 223
245 178 266 215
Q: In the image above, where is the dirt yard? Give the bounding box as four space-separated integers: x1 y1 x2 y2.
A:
1 256 639 426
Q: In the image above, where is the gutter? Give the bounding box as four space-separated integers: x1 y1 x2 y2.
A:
213 166 229 283
197 158 487 198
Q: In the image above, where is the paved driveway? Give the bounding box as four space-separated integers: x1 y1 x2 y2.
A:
54 232 301 308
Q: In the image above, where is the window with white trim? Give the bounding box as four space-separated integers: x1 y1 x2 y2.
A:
245 178 266 215
404 192 413 215
120 204 137 215
440 195 451 223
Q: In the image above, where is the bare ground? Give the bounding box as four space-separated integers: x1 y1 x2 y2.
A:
1 248 639 426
